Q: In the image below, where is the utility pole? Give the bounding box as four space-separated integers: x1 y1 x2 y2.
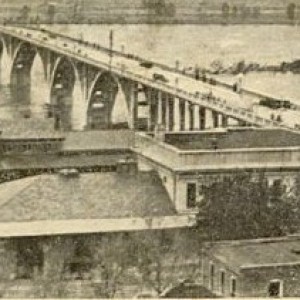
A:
109 29 113 71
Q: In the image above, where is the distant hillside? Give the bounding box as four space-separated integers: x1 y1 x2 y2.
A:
0 0 299 24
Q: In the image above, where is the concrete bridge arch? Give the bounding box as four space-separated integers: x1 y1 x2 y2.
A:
49 56 85 130
86 71 132 130
0 36 12 85
10 42 40 86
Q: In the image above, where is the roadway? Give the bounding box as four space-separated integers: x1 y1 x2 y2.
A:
1 25 300 130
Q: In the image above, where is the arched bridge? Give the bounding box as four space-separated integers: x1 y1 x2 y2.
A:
0 25 294 132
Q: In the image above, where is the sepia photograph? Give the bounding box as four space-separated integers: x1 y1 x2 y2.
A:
0 0 299 298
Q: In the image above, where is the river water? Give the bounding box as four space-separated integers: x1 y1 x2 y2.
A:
0 24 299 121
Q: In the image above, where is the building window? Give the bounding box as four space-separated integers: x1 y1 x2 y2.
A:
209 262 215 291
187 182 197 208
268 280 283 297
230 277 237 297
220 270 225 295
64 238 93 280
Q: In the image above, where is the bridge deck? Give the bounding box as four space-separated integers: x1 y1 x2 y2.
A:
1 25 299 130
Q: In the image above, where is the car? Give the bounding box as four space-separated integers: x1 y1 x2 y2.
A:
140 61 153 68
153 73 168 83
48 33 57 39
259 98 291 110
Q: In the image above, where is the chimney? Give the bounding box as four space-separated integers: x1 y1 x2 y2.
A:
116 157 137 175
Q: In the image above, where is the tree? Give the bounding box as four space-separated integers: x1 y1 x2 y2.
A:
92 233 134 298
20 5 30 24
221 3 230 20
35 236 73 298
133 230 200 295
253 6 261 19
166 3 176 17
287 3 296 22
196 172 298 241
232 6 238 18
47 4 55 24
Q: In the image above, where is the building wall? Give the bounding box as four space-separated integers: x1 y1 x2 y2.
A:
0 139 63 155
176 170 299 212
201 253 240 297
0 230 197 297
137 154 176 206
0 240 17 281
240 266 300 297
138 150 300 213
202 252 300 297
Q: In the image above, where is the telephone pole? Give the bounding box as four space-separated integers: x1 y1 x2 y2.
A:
109 29 113 71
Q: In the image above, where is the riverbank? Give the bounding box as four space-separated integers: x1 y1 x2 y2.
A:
207 59 300 75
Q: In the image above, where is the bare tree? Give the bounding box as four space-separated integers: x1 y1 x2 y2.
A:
221 3 230 21
134 231 200 295
92 233 134 298
287 3 296 23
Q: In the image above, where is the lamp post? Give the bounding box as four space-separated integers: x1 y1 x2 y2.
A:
109 29 113 72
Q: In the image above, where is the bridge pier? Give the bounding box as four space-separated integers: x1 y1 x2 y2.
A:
184 101 190 131
157 90 163 126
212 111 219 128
146 87 152 131
193 105 200 131
147 87 156 131
128 82 138 130
221 114 228 128
205 109 214 129
0 43 13 85
200 107 206 130
173 97 181 131
165 94 170 131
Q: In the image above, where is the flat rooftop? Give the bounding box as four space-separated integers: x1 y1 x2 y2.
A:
206 236 300 273
63 130 134 152
0 118 63 140
164 128 300 150
0 153 130 171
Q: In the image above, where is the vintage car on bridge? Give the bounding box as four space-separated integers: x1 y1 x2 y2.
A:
139 61 153 69
259 98 292 110
153 73 168 83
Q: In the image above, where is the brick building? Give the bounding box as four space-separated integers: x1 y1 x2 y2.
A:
201 236 300 297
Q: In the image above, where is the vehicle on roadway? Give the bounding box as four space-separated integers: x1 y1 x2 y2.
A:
139 60 153 68
259 98 292 110
153 73 168 83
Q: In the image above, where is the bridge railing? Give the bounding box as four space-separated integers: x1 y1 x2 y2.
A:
0 26 295 131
